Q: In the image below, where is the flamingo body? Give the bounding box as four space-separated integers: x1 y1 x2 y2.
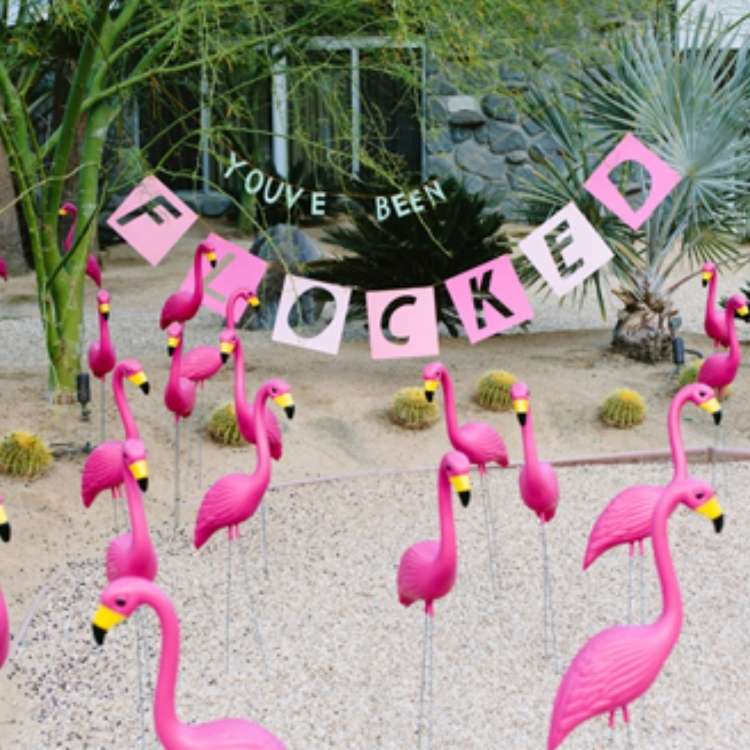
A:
518 460 558 522
181 345 224 384
88 289 116 379
165 323 197 419
698 294 748 394
172 719 286 749
107 533 158 582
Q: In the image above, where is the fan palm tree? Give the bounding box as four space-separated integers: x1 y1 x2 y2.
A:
516 10 750 362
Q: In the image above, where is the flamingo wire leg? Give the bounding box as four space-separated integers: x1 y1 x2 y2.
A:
426 614 434 750
260 502 269 579
627 551 634 624
417 611 429 750
225 534 233 675
479 472 500 601
239 531 269 679
639 548 645 625
173 419 181 537
540 521 561 673
134 610 147 750
99 376 107 445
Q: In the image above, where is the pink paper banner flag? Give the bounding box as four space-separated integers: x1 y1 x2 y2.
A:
366 287 439 359
178 233 269 322
272 275 351 355
445 256 533 344
583 133 681 231
518 202 613 298
107 176 197 265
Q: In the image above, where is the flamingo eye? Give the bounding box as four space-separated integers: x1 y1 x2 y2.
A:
696 492 705 500
115 597 126 607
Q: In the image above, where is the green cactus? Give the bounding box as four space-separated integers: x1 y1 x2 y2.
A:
677 360 703 388
207 403 244 446
599 389 646 429
390 387 440 430
0 431 53 478
475 370 517 411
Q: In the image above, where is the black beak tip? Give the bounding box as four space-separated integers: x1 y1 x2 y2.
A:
92 624 107 646
702 279 708 288
459 491 471 507
209 259 217 269
713 514 724 533
139 382 150 395
137 477 149 492
713 411 722 426
220 352 229 364
424 390 434 403
0 523 10 543
102 312 110 321
167 346 175 357
517 412 527 427
284 405 295 420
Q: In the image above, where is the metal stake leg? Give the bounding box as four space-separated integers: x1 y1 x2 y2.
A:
417 612 429 750
240 532 269 679
173 420 181 537
100 376 107 445
260 502 269 579
480 472 500 601
225 536 233 675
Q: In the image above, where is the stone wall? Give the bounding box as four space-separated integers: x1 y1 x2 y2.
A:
424 64 561 220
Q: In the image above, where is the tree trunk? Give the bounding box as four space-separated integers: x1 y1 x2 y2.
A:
611 304 673 363
0 141 28 273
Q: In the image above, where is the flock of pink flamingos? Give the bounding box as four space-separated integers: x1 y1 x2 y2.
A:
0 233 747 748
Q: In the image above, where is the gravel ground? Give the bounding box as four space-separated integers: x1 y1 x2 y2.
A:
3 459 747 750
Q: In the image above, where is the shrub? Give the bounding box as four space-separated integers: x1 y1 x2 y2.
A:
475 370 517 411
390 387 440 430
677 360 703 389
207 403 243 446
0 431 53 478
599 389 646 429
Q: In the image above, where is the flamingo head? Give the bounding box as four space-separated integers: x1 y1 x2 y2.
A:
0 497 10 543
726 293 749 321
122 438 149 493
198 242 218 269
58 201 77 219
166 322 184 357
92 576 154 645
422 361 445 402
441 451 472 507
219 329 238 364
676 478 724 533
0 257 7 282
265 378 295 420
510 381 530 426
122 358 149 395
701 261 716 287
681 383 721 425
95 289 111 320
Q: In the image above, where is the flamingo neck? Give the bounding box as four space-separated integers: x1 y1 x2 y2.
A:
439 370 460 438
725 305 740 361
519 408 539 467
63 213 77 253
436 469 456 570
149 593 182 741
252 386 271 482
667 394 688 480
98 310 111 350
651 487 683 635
113 367 139 439
190 250 206 309
121 465 151 563
232 338 248 420
706 274 717 312
168 341 183 395
225 290 246 330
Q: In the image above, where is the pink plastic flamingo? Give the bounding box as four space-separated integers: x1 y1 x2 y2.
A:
423 361 508 597
583 383 721 620
701 262 728 347
548 478 723 750
59 202 102 287
104 440 157 582
88 289 117 443
165 323 197 532
697 293 749 399
92 577 286 749
159 242 217 330
0 257 7 282
397 451 471 748
0 498 11 669
220 330 283 461
81 359 150 510
510 382 560 665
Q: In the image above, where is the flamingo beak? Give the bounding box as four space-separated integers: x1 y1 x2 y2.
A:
696 496 724 533
98 303 110 320
91 605 125 646
424 379 439 402
206 251 218 269
735 304 749 319
129 459 149 492
219 341 235 364
273 392 295 419
167 336 179 357
513 398 529 426
0 506 10 543
247 295 260 308
127 371 149 396
701 271 712 287
58 208 68 217
699 397 722 425
450 473 472 507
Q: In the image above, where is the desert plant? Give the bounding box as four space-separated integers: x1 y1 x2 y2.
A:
475 370 517 411
390 387 440 430
305 179 512 336
0 431 53 478
207 403 243 447
599 389 646 428
677 360 703 388
516 10 750 363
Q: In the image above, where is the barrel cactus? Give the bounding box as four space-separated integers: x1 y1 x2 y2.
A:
390 387 440 430
599 389 646 429
0 431 53 478
475 370 517 411
207 403 243 446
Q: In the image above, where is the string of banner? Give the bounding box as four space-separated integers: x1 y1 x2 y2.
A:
107 134 681 359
